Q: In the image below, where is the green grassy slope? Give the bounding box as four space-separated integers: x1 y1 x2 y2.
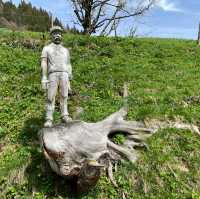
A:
0 29 200 199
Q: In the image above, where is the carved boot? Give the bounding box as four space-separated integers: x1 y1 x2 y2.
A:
44 119 53 128
62 115 72 123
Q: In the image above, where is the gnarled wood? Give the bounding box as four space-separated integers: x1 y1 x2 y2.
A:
38 105 200 192
38 84 200 192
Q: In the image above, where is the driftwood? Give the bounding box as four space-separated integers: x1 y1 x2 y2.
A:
39 85 200 192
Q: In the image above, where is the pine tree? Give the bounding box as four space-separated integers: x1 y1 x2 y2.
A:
0 0 80 33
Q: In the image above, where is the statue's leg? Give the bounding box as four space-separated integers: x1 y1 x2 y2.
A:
59 72 71 121
68 81 72 95
46 73 58 122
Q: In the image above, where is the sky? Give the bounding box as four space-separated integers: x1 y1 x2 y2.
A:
3 0 200 39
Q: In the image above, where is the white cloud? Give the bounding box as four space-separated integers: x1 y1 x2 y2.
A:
155 0 182 12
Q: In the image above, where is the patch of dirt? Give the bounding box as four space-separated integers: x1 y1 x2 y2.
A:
173 160 189 173
155 176 164 187
0 143 5 153
144 88 161 93
184 95 200 105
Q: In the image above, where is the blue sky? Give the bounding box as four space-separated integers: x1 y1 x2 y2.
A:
3 0 200 39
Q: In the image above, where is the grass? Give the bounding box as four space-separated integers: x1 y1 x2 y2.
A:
0 28 200 198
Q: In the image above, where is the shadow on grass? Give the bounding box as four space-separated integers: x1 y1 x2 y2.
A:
17 117 44 145
24 150 79 198
18 116 89 198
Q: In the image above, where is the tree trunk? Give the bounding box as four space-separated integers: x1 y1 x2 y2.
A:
82 0 93 34
38 106 200 192
197 23 200 45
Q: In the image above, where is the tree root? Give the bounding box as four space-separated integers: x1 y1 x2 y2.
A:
39 83 200 192
107 160 118 188
107 140 137 164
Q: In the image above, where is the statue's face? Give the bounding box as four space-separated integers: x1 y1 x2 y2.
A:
51 30 62 44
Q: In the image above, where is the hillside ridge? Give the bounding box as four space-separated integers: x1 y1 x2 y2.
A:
0 29 199 199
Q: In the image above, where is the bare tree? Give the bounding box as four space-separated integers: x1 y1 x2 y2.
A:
128 26 138 37
68 0 155 35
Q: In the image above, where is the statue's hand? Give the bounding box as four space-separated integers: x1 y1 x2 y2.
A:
41 78 49 90
69 74 73 80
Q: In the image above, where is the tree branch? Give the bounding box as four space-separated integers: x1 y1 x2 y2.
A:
69 0 155 35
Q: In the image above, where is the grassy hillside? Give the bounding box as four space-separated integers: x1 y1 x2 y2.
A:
0 28 200 199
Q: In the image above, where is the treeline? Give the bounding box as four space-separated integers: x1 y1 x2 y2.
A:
0 0 80 33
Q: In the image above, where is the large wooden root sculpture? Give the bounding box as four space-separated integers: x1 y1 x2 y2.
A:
39 86 200 192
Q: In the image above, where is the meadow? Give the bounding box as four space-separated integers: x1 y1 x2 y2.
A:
0 28 200 198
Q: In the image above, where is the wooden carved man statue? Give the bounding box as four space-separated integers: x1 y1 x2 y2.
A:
41 26 72 127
